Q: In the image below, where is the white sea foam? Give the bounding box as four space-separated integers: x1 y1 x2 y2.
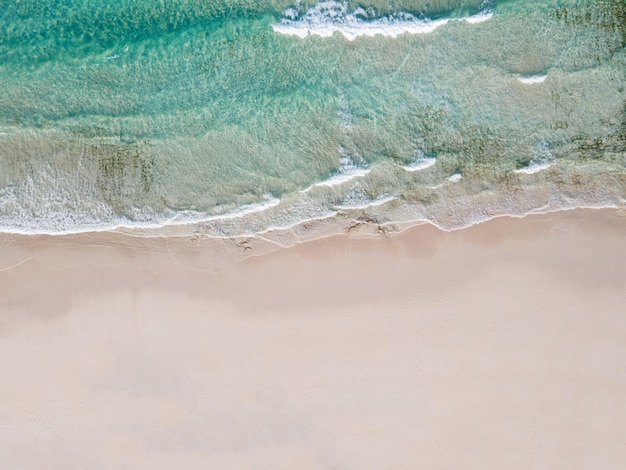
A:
272 1 492 40
518 74 547 84
426 173 461 189
0 172 121 235
166 195 281 225
301 156 371 192
314 167 371 186
0 176 280 235
463 10 494 24
402 157 437 172
513 162 552 174
259 211 339 236
514 141 554 174
334 194 396 210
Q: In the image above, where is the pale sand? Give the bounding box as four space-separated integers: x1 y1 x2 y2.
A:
1 208 625 469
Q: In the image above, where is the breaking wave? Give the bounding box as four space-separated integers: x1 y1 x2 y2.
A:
272 1 493 40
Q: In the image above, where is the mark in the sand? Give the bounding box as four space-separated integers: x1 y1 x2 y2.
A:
238 239 253 252
376 225 390 238
346 217 390 238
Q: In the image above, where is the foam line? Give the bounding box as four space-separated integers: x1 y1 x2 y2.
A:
272 2 493 40
166 196 281 225
463 10 493 24
513 162 552 174
301 156 371 192
333 195 396 210
402 158 437 172
518 74 547 84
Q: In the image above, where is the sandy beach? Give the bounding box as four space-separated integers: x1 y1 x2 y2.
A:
1 208 625 469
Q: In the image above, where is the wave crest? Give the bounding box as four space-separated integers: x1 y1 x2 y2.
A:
272 1 493 40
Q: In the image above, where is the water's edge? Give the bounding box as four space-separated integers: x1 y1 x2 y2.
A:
2 205 624 274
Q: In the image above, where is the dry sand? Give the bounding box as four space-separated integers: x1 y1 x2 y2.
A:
1 208 625 469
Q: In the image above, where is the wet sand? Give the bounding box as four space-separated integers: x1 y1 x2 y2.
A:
1 208 625 468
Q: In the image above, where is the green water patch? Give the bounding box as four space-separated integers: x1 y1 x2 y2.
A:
553 0 626 48
0 0 295 64
91 140 156 198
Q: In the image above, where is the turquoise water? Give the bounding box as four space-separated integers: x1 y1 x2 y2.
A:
0 0 624 235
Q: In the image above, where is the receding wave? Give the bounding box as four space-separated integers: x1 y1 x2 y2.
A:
333 194 396 211
165 195 281 226
514 162 552 175
272 1 493 40
301 156 371 192
402 157 437 172
518 74 548 84
514 142 555 175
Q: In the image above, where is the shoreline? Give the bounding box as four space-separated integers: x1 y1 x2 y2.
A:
2 204 624 271
2 153 624 241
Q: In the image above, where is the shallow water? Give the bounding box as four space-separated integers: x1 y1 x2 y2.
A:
0 0 624 236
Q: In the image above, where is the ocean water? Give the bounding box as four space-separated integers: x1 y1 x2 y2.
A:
0 0 624 238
